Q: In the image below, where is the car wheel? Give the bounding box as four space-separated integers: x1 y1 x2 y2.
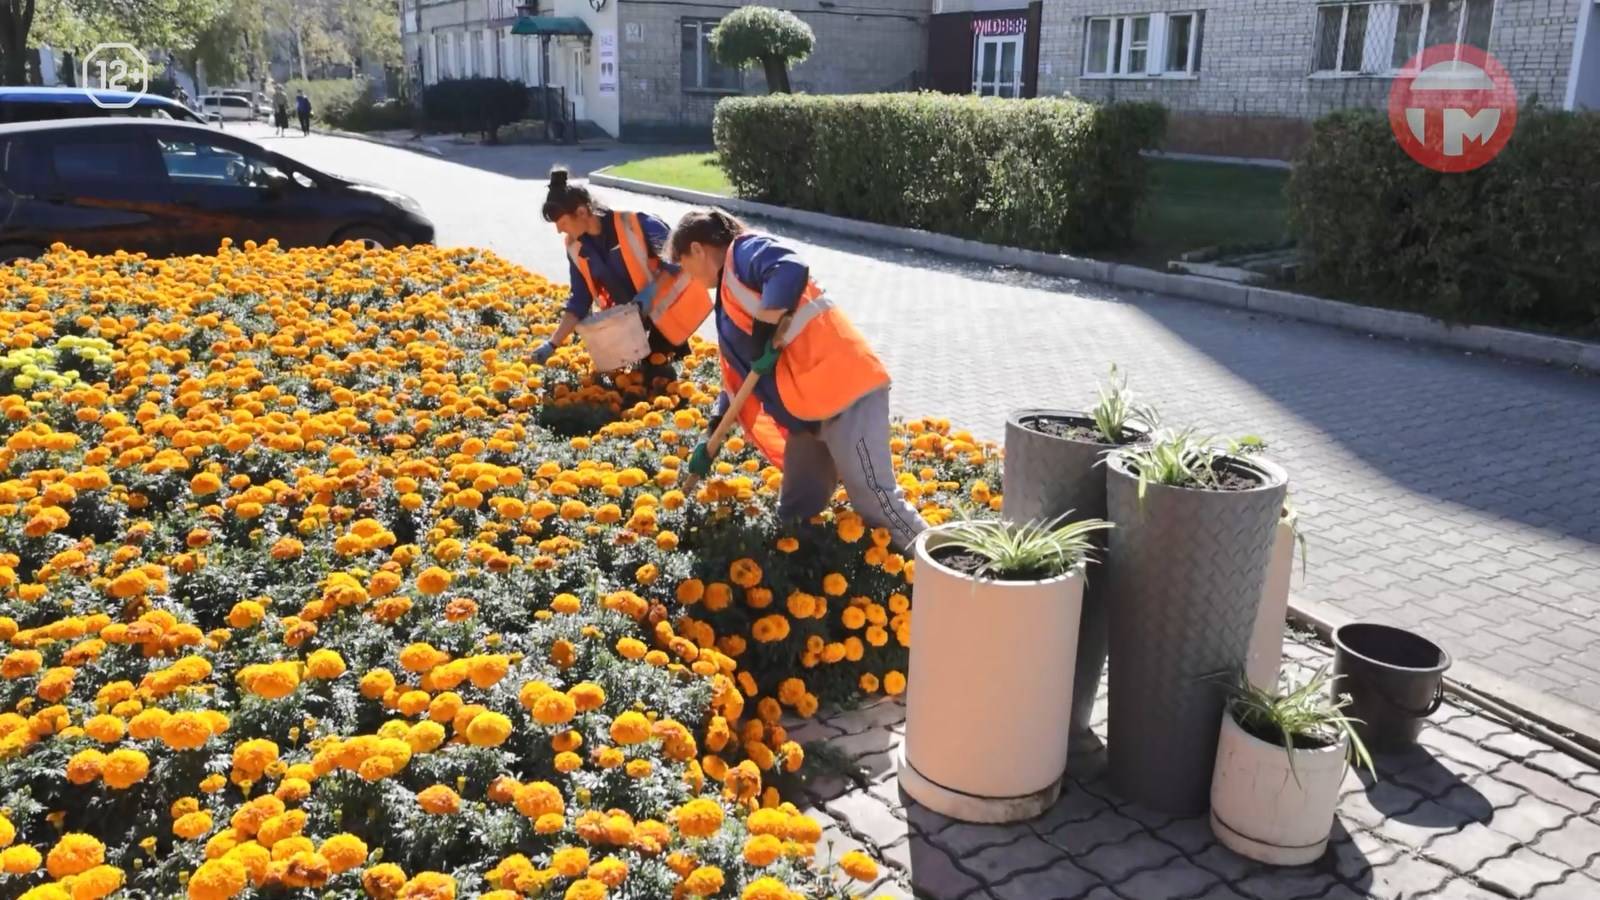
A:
0 242 43 263
331 226 396 250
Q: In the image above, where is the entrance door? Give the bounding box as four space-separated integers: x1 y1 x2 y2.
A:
973 34 1025 98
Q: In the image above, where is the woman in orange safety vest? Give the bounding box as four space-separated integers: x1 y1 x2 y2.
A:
668 208 928 550
533 167 711 388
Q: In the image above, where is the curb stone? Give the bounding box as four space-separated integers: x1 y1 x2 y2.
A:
314 127 445 157
586 170 1600 376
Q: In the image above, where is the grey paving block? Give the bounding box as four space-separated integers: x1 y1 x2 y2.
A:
1480 795 1575 846
1071 831 1184 883
1495 763 1600 815
1152 815 1220 855
1364 853 1456 898
1231 868 1342 900
826 698 907 736
1190 844 1267 883
1528 814 1600 869
963 835 1071 885
1032 785 1117 833
1530 872 1600 900
1045 809 1145 854
1112 855 1222 899
1418 823 1521 873
898 835 986 900
1471 849 1575 897
826 788 914 850
1332 828 1404 882
986 859 1102 900
931 821 1038 858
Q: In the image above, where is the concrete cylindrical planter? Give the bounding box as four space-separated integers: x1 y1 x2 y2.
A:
1104 452 1289 814
1210 711 1348 865
1246 511 1298 691
900 524 1086 823
1002 410 1149 765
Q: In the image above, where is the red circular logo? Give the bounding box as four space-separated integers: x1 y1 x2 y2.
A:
1388 44 1518 173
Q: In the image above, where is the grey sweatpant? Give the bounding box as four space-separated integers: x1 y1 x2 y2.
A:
778 387 928 550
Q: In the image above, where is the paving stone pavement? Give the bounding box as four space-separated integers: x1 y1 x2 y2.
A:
254 129 1600 712
787 635 1600 900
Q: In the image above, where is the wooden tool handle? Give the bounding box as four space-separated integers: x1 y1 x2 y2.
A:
682 313 793 492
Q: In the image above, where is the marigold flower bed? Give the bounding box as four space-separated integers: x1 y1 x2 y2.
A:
0 242 1000 899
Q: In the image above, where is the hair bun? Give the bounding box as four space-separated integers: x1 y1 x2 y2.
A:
549 167 569 190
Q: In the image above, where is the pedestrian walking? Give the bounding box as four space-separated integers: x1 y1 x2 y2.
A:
669 208 928 551
295 90 311 136
531 168 710 391
273 85 290 136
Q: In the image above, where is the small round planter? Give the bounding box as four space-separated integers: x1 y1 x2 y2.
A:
1104 451 1289 815
1003 410 1149 764
1210 711 1348 865
900 523 1087 823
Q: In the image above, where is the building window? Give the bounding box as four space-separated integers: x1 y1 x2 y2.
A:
1313 0 1495 75
681 19 740 91
1083 12 1204 77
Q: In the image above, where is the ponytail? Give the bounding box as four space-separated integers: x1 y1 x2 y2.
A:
542 166 609 222
668 209 747 262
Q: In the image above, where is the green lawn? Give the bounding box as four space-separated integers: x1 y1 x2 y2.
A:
609 153 732 196
604 152 1288 267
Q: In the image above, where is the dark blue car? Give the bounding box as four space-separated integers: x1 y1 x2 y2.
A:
0 86 209 125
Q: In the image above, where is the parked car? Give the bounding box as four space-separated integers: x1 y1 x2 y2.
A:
221 88 272 119
201 94 255 121
0 119 434 260
0 87 208 125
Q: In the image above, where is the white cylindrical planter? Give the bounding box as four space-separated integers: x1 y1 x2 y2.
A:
1209 711 1348 865
1245 516 1297 691
900 526 1084 823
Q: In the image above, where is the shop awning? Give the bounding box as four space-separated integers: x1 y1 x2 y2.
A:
512 16 592 36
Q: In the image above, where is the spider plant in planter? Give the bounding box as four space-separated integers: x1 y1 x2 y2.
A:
1211 668 1374 865
1002 365 1158 768
900 514 1113 824
1101 428 1289 815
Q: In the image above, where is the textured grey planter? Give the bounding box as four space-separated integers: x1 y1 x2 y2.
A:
1003 410 1149 766
1104 452 1289 814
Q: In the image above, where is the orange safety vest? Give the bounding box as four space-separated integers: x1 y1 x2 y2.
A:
566 212 712 346
719 239 890 423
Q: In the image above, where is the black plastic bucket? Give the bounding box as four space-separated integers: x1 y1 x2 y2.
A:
1332 623 1451 753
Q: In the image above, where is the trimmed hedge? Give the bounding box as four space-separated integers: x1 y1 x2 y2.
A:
714 93 1167 252
1290 109 1600 336
422 77 529 141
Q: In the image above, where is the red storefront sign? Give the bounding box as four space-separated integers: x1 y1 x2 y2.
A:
972 15 1027 37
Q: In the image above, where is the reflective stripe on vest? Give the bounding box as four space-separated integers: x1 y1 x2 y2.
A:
719 238 890 422
569 213 710 344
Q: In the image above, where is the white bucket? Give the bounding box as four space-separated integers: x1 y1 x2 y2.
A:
576 304 651 372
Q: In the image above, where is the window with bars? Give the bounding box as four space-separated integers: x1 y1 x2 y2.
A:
1084 12 1205 77
1313 0 1495 74
681 19 741 91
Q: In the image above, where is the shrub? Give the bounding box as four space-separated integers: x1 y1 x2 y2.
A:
285 77 368 120
422 77 529 141
710 6 815 94
714 93 1167 252
1289 108 1600 336
326 92 415 133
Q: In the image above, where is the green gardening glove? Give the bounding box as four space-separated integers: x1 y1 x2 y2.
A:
751 342 780 376
687 442 712 478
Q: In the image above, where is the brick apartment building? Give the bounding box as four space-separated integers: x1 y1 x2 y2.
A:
401 0 1600 156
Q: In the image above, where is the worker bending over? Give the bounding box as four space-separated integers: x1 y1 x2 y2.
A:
533 168 710 389
669 209 928 550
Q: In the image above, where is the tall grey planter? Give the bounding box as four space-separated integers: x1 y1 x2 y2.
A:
1104 452 1288 815
1002 410 1148 767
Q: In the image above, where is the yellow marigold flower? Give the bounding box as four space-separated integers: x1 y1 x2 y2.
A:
564 878 607 900
839 849 879 881
625 758 653 778
362 862 408 899
682 866 725 897
360 668 396 699
550 847 590 878
2 843 42 874
464 711 512 747
415 566 452 595
174 811 214 840
822 572 848 596
787 814 823 844
740 876 795 900
101 747 150 789
83 713 124 744
673 798 723 838
588 855 628 887
728 558 762 588
200 772 227 793
0 813 11 847
550 592 581 614
513 780 563 818
609 711 652 745
46 832 104 878
65 749 107 787
569 681 606 712
186 857 248 900
398 870 456 899
535 812 566 834
306 649 346 679
531 690 576 725
417 784 461 814
884 671 907 695
742 834 782 867
319 833 368 874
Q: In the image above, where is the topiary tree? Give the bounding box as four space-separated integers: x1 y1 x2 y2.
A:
709 6 814 94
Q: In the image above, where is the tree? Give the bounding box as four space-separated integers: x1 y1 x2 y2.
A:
9 0 227 86
709 6 813 94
